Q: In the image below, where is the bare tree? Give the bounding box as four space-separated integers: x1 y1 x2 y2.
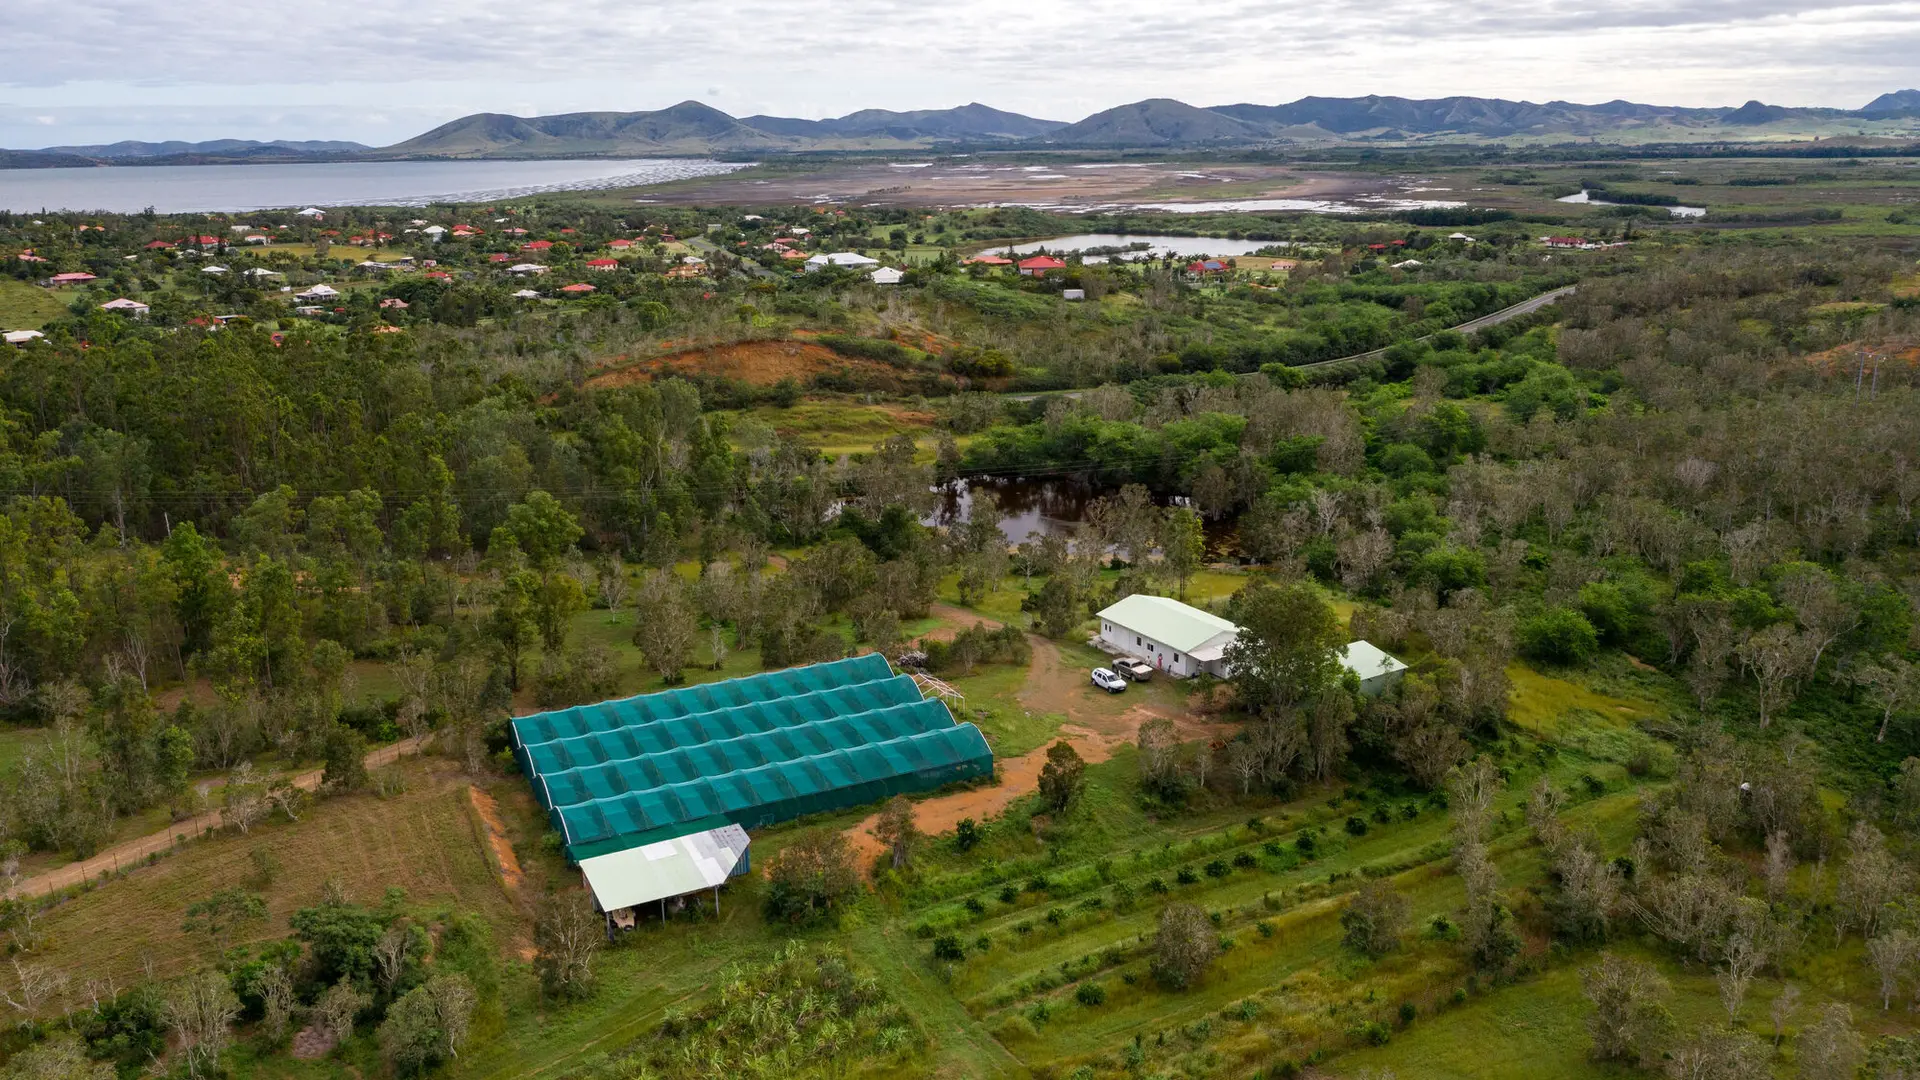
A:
221 762 271 835
873 796 922 871
1836 821 1909 942
1867 928 1916 1011
595 556 630 622
389 648 434 741
164 970 241 1079
312 977 370 1043
1737 624 1815 728
1763 830 1795 904
373 925 416 994
1796 1002 1865 1079
1717 924 1768 1022
1849 654 1919 743
256 963 297 1042
0 958 66 1016
1580 952 1673 1065
533 891 602 1001
1335 528 1393 593
1768 983 1800 1047
1776 563 1859 672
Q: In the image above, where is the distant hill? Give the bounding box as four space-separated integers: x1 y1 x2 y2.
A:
380 100 789 157
0 148 97 169
741 102 1064 142
1862 89 1920 116
41 138 369 158
7 90 1919 168
1045 99 1267 146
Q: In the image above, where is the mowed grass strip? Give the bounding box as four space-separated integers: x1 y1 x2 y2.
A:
28 758 516 991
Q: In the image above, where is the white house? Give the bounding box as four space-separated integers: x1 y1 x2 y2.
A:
1095 594 1240 678
512 288 542 299
201 265 229 275
870 266 905 285
805 252 879 272
1339 640 1407 696
296 207 326 219
1062 289 1086 301
99 298 150 317
293 284 339 301
4 330 45 345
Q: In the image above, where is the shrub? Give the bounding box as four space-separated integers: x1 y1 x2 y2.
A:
1399 1001 1417 1026
1233 851 1257 869
954 818 981 851
1205 859 1230 878
931 935 966 962
1345 816 1369 836
999 885 1019 905
1176 867 1200 886
964 897 985 916
1518 607 1599 665
1075 982 1107 1007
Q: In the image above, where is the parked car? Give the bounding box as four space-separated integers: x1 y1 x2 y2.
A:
1114 658 1154 682
1090 668 1128 693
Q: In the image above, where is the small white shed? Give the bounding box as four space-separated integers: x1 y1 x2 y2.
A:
1339 640 1408 696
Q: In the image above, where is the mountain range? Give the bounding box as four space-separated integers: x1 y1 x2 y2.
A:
9 92 1919 165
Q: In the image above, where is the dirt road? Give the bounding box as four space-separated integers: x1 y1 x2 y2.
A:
847 606 1225 868
5 733 432 900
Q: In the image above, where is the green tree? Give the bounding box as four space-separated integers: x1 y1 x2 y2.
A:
632 569 698 684
533 571 587 652
499 491 583 570
1161 507 1205 599
1223 580 1344 715
379 973 476 1073
1037 740 1086 813
486 570 541 690
159 522 229 661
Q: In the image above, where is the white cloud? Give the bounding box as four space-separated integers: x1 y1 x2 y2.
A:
1 0 1916 145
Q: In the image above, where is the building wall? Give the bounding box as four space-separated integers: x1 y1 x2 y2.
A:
1099 621 1201 677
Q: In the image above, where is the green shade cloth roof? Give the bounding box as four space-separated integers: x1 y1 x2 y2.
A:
511 656 993 862
512 653 893 748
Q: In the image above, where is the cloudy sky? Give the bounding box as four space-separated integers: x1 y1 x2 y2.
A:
4 0 1918 148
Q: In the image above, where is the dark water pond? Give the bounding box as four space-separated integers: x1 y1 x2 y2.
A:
925 478 1236 556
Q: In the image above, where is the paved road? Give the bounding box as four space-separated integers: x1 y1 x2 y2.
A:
4 733 432 900
1006 284 1577 401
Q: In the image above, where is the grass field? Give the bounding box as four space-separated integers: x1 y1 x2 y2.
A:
0 279 71 329
26 757 516 990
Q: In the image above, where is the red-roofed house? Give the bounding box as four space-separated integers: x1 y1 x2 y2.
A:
1186 259 1229 275
559 228 576 235
965 255 1013 267
586 258 620 270
559 283 596 294
523 240 554 251
425 271 452 281
143 240 174 250
780 249 807 260
1017 256 1065 277
452 225 481 237
1366 244 1388 252
50 272 97 285
489 253 511 263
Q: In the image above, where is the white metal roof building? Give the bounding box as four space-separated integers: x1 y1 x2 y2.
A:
578 823 750 926
1339 640 1408 696
805 251 880 271
1096 594 1240 678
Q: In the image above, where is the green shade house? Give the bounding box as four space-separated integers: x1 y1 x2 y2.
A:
511 656 993 865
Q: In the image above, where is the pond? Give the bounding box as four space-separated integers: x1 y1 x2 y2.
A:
995 234 1287 261
1557 190 1706 218
925 478 1237 556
